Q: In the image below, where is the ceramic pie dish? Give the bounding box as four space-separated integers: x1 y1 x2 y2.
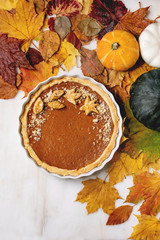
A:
20 75 122 178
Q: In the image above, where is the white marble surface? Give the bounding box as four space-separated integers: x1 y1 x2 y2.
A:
0 1 160 239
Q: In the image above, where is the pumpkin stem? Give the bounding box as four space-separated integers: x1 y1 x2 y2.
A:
112 42 120 50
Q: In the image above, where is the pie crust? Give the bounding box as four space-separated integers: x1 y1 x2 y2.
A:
20 76 121 177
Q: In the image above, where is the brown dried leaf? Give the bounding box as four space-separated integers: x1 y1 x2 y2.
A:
80 47 104 77
71 15 92 44
54 16 72 40
39 30 60 61
107 70 125 88
78 18 102 37
0 75 17 99
115 7 156 36
26 48 43 66
107 205 133 225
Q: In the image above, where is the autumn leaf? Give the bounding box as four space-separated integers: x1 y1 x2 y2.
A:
71 15 93 44
39 30 60 61
120 101 160 165
19 61 59 97
49 45 68 67
80 47 104 77
106 205 133 225
108 152 147 185
0 0 45 52
66 31 82 50
29 0 45 13
0 75 17 99
76 178 120 214
26 48 43 66
126 172 160 216
89 0 127 39
77 18 102 37
0 0 18 10
107 69 125 88
61 40 80 71
46 0 82 17
129 215 160 240
54 16 72 40
0 34 32 86
115 6 156 36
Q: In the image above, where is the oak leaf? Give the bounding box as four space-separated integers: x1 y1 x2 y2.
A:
115 7 156 36
0 0 45 52
76 178 120 214
0 34 32 86
121 101 160 165
39 30 60 61
106 205 133 225
129 215 160 240
0 0 18 10
19 61 59 97
89 0 127 39
46 0 82 17
80 47 104 77
108 152 147 185
126 172 160 216
0 75 17 99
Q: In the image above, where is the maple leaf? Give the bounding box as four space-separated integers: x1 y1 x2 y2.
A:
106 205 133 225
66 31 82 50
19 61 59 97
39 30 60 61
46 0 82 17
0 34 32 86
26 48 43 66
0 0 45 52
0 0 18 10
115 6 156 36
80 47 104 77
120 101 160 165
126 172 160 216
76 178 120 214
89 0 127 38
108 152 147 185
0 75 17 99
129 215 160 240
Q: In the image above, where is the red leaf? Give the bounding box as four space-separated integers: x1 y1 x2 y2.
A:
46 0 82 18
48 17 55 31
106 205 133 225
0 34 32 86
66 31 82 50
90 0 127 38
26 48 43 66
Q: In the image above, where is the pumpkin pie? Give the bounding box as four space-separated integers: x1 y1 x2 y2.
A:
20 77 121 177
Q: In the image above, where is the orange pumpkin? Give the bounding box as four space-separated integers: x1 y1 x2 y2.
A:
97 30 139 71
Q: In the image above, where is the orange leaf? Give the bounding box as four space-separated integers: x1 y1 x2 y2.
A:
76 178 120 214
19 61 59 97
126 172 160 216
129 215 160 240
106 205 133 225
115 7 156 36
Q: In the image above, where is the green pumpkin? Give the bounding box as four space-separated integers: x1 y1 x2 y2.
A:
130 68 160 131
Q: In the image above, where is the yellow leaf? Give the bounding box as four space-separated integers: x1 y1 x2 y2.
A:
129 215 160 240
0 0 45 52
76 178 120 214
49 46 68 67
80 0 93 15
108 152 147 185
0 0 18 10
61 39 80 71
